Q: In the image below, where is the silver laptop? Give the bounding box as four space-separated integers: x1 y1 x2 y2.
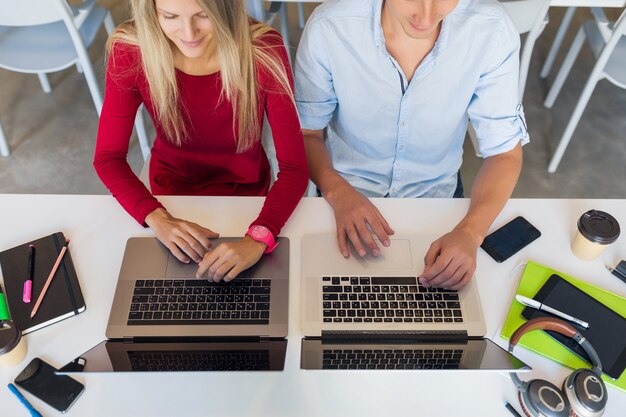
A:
301 233 485 338
107 237 289 339
300 233 527 372
58 237 290 373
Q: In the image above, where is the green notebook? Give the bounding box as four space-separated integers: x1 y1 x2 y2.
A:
501 261 626 393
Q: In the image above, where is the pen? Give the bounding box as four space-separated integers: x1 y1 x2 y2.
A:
505 401 522 417
7 383 43 417
515 294 589 329
31 239 70 319
23 244 35 303
0 283 10 320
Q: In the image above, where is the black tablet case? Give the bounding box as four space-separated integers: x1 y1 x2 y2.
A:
0 232 85 335
522 274 626 380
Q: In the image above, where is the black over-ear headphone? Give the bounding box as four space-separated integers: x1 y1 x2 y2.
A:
508 317 607 417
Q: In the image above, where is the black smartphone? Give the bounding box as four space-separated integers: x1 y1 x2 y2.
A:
522 274 626 380
14 357 85 413
480 216 541 263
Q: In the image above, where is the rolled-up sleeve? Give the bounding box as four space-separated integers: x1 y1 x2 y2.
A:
468 17 529 158
294 18 338 131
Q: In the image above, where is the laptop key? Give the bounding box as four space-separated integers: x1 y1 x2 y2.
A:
129 312 143 320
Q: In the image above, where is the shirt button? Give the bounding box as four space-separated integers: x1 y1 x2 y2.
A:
400 122 406 127
398 145 405 151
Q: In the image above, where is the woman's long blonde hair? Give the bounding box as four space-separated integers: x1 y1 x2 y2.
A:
106 0 294 152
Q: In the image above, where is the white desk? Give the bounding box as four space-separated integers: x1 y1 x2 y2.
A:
0 195 625 416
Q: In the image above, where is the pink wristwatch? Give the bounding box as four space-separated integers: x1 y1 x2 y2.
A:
246 225 278 254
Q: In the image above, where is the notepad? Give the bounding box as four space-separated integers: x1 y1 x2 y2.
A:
501 261 626 393
0 232 86 334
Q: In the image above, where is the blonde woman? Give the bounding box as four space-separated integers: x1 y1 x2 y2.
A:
94 0 308 281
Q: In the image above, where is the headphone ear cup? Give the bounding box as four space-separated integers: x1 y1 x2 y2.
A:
519 379 570 417
518 390 538 417
563 369 607 417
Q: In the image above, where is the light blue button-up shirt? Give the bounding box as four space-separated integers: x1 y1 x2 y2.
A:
295 0 529 198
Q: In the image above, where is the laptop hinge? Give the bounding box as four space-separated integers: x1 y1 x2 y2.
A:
121 336 263 343
320 330 469 343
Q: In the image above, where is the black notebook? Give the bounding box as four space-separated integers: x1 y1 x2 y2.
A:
0 232 86 334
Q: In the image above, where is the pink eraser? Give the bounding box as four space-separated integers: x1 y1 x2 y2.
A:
23 280 32 303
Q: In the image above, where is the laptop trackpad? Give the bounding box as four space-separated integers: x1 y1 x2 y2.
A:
165 255 198 278
345 238 413 271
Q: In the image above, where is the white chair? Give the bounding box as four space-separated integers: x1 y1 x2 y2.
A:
0 0 150 159
499 0 551 100
0 122 8 157
247 0 299 52
543 7 626 172
540 7 579 79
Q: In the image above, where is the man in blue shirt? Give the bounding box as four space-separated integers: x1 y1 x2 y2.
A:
295 0 528 289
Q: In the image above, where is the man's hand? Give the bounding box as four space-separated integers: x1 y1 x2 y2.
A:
327 182 395 258
420 227 481 290
145 208 219 264
196 236 266 282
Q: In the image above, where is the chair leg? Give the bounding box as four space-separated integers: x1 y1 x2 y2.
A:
540 7 577 79
37 73 52 94
0 121 10 157
104 11 115 35
135 106 151 161
81 60 103 114
547 74 601 173
247 0 265 21
297 2 306 29
279 3 290 51
544 25 586 108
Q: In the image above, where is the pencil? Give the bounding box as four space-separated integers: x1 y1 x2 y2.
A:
30 239 70 318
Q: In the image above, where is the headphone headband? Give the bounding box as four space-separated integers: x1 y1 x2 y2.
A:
508 317 602 375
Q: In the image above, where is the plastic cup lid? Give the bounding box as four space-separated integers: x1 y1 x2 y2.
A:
577 210 621 245
0 320 21 355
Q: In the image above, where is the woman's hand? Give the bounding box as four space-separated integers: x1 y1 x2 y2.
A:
145 208 219 263
196 236 266 282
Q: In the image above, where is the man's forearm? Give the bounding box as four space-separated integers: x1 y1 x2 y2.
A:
455 143 523 244
303 131 351 205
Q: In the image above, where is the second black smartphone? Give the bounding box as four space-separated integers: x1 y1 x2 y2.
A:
480 216 541 263
14 357 84 413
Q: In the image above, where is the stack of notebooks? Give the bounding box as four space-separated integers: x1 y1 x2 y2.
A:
501 261 626 392
0 232 86 334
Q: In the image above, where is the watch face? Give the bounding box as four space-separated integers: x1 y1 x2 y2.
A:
251 226 269 239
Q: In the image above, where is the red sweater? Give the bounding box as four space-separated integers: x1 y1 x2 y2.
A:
94 32 308 236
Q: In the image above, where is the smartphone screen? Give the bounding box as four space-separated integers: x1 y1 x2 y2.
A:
14 357 84 413
480 216 541 262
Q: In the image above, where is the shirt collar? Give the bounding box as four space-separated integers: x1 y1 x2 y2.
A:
373 0 467 55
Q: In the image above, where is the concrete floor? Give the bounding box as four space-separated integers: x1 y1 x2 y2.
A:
0 2 625 197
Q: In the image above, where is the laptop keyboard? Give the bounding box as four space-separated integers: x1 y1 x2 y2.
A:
127 279 271 325
128 350 270 371
322 348 463 369
321 276 463 323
